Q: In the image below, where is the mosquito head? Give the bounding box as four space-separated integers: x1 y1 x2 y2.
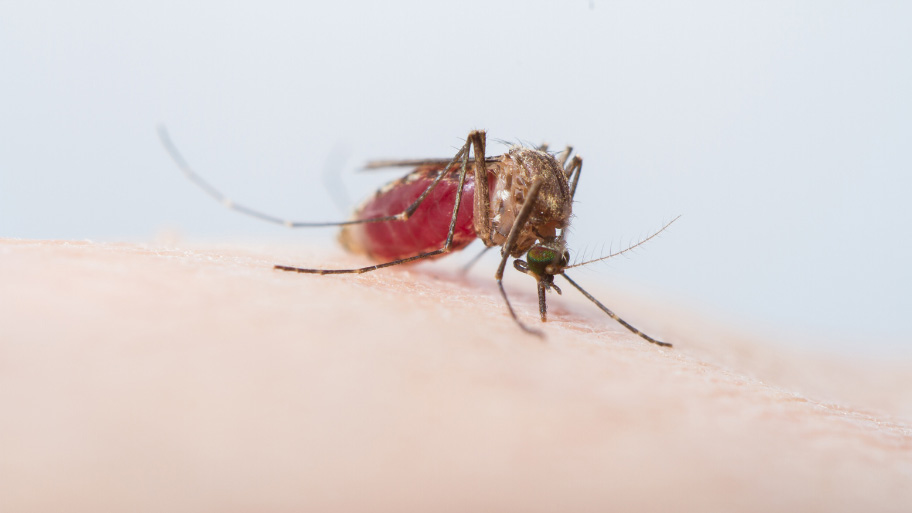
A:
524 243 569 277
513 240 569 321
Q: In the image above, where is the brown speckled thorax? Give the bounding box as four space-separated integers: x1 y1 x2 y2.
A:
486 146 572 257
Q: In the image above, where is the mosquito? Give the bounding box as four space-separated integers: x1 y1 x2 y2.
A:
158 128 677 347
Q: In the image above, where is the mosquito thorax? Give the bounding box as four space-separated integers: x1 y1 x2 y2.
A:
489 147 572 258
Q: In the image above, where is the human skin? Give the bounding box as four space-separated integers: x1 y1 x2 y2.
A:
1 238 911 512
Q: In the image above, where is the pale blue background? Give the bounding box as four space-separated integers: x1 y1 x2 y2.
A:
2 1 910 355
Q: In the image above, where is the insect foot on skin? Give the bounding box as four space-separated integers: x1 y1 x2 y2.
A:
158 127 678 347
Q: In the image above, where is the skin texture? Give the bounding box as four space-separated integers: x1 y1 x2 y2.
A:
2 238 911 512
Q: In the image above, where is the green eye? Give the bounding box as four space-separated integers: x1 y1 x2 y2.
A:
526 246 559 276
528 247 556 264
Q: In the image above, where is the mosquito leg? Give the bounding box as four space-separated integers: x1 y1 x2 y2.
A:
276 246 448 274
493 180 545 336
468 131 495 246
557 146 573 168
564 155 583 201
158 126 474 229
560 272 672 347
275 131 483 275
460 245 492 275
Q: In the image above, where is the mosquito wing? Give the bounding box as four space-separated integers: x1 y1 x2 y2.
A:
364 156 504 170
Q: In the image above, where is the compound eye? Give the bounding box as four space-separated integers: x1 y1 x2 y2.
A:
527 246 556 265
526 246 558 276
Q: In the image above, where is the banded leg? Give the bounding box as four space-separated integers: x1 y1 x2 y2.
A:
159 126 475 229
274 131 486 274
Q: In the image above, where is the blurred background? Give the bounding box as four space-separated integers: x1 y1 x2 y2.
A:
1 1 909 356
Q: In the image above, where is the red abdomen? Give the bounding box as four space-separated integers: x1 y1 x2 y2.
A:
339 166 479 261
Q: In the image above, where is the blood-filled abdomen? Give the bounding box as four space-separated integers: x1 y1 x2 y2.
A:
339 165 479 261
